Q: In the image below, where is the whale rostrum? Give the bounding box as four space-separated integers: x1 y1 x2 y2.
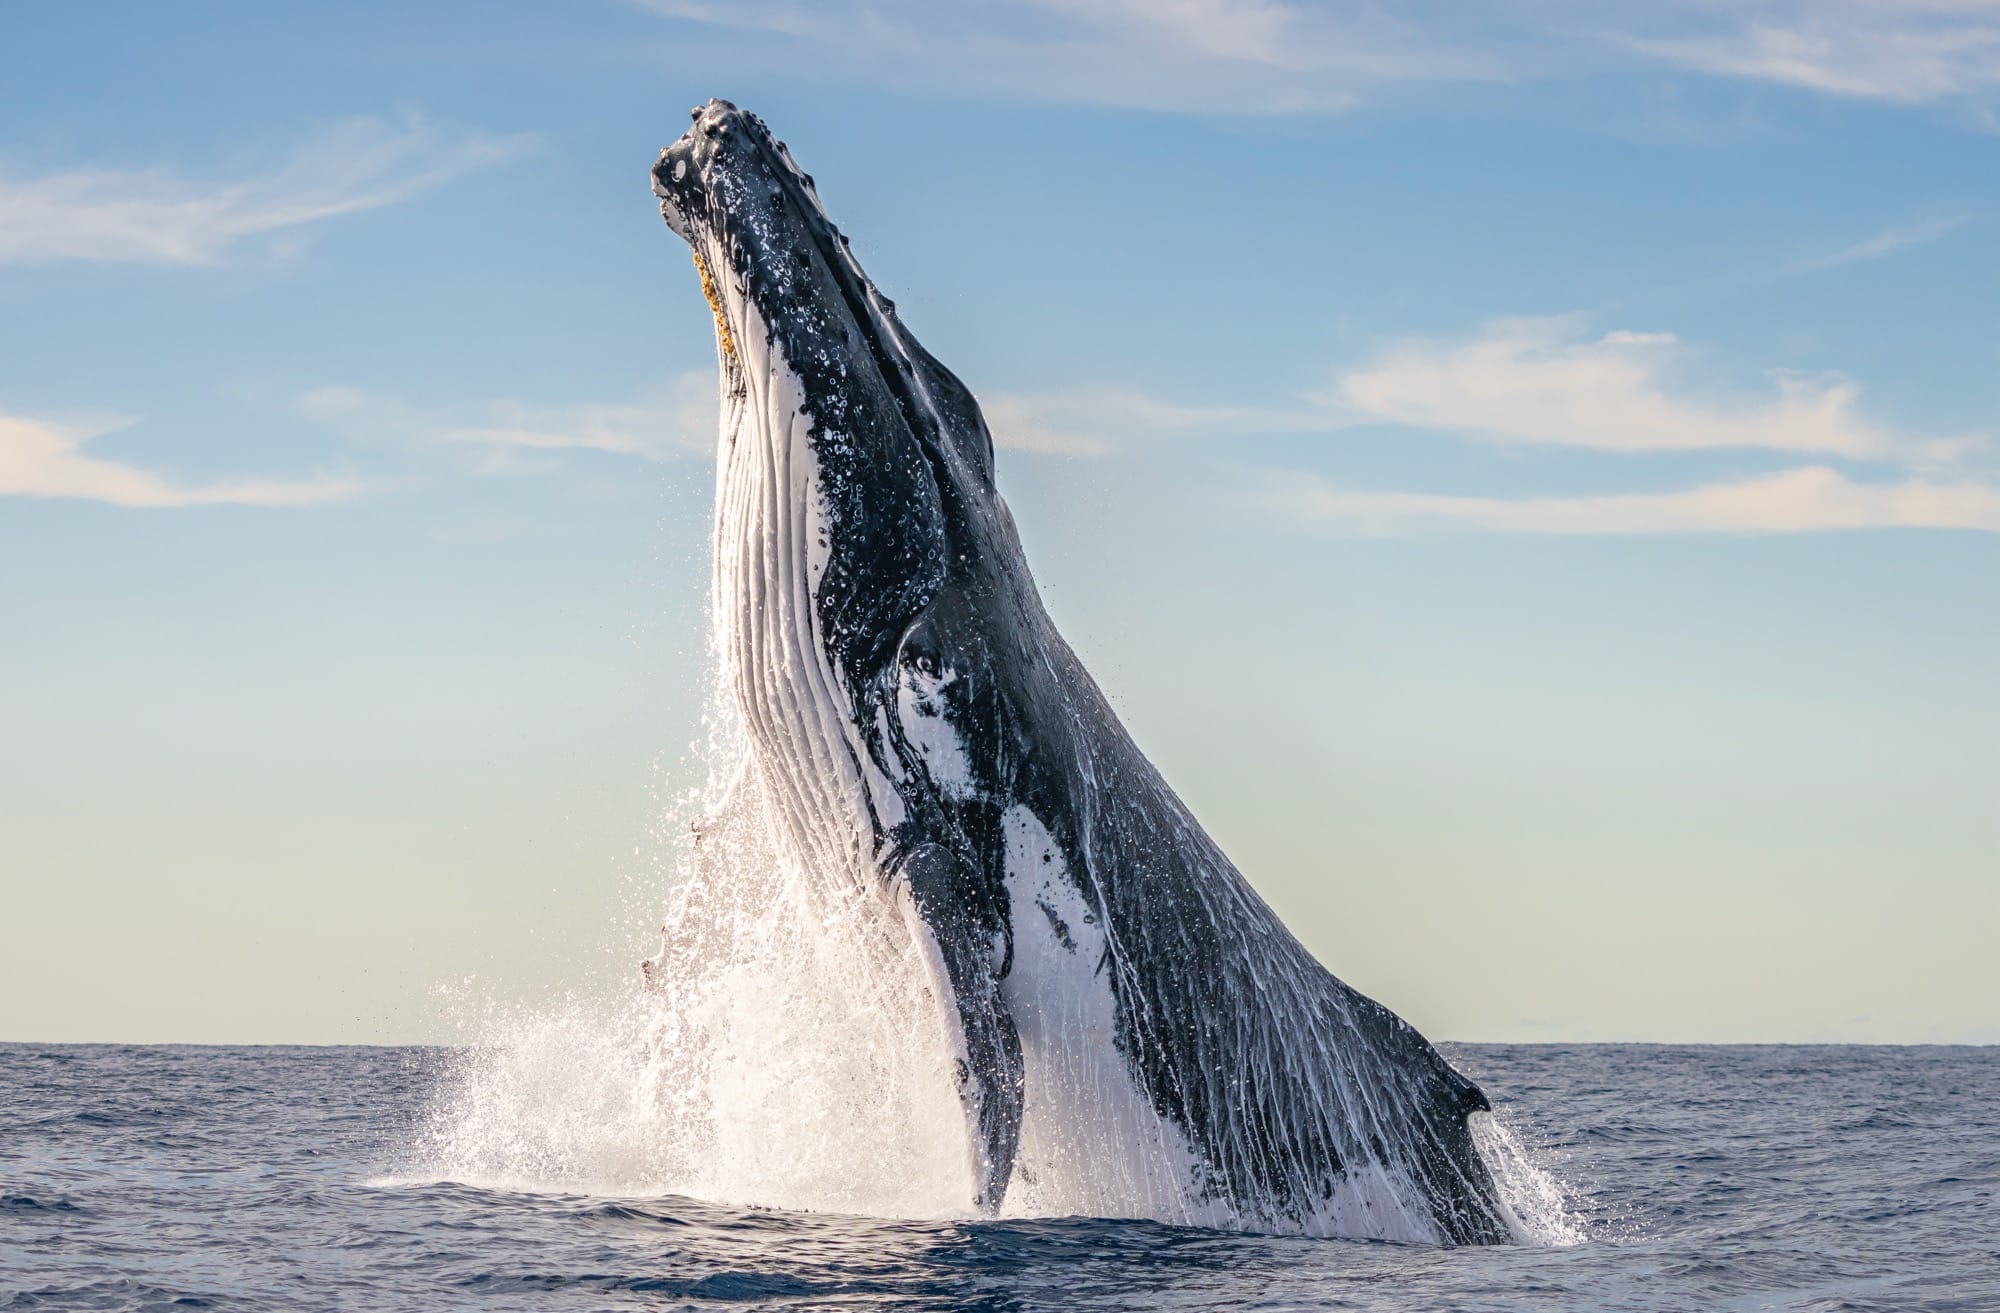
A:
649 99 1513 1244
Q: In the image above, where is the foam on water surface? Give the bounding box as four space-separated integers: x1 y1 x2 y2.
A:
413 684 975 1218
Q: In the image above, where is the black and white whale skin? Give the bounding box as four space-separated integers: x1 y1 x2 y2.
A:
651 99 1512 1245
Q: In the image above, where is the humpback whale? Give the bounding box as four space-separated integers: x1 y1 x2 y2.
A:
649 99 1513 1245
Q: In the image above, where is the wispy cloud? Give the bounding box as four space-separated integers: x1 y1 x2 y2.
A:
986 316 1968 464
0 376 711 510
0 115 533 266
0 413 360 508
1786 213 1970 273
634 0 1512 113
1332 316 1969 463
298 373 715 472
982 388 1325 454
1630 2 2000 107
1264 465 2000 536
1287 313 1999 533
988 313 1995 535
637 0 2000 114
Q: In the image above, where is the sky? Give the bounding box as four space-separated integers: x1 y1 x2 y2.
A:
2 1 1996 1045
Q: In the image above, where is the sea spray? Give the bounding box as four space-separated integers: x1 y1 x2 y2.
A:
412 788 1578 1240
1470 1114 1587 1245
410 654 1579 1238
412 668 974 1217
633 762 972 1215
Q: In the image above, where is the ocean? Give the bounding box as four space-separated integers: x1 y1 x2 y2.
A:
3 1042 1994 1312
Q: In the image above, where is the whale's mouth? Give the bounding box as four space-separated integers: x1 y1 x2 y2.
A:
649 101 716 243
650 148 696 242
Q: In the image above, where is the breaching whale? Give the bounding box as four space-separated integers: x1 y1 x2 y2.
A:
650 99 1513 1245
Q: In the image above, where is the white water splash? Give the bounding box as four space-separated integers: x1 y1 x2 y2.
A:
1472 1113 1588 1246
407 650 1581 1243
409 670 976 1217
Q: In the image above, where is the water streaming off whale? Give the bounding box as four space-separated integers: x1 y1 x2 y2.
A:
414 100 1577 1246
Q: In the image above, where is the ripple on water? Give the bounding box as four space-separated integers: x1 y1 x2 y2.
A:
1 1044 1998 1312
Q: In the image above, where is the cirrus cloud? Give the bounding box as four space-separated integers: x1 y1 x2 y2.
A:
1629 1 2000 107
0 115 534 266
296 373 716 474
987 315 1975 467
0 413 361 508
1263 465 2000 536
636 0 2000 114
984 311 1998 535
1331 316 1972 464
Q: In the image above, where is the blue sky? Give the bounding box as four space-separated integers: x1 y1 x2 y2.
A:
3 1 1996 1043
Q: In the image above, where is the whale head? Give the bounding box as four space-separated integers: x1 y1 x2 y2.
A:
651 98 1007 693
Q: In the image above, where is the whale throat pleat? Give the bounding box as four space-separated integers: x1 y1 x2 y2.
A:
715 318 877 892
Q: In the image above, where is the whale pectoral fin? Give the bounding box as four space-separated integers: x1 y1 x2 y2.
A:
899 842 1024 1213
941 933 1024 1212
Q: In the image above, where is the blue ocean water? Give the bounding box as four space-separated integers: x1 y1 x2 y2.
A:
2 1042 1995 1312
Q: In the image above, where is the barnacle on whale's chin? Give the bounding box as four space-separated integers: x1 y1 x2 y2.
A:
692 250 737 362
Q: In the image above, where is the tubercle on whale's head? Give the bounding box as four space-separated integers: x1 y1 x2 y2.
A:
651 99 839 367
652 99 749 246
